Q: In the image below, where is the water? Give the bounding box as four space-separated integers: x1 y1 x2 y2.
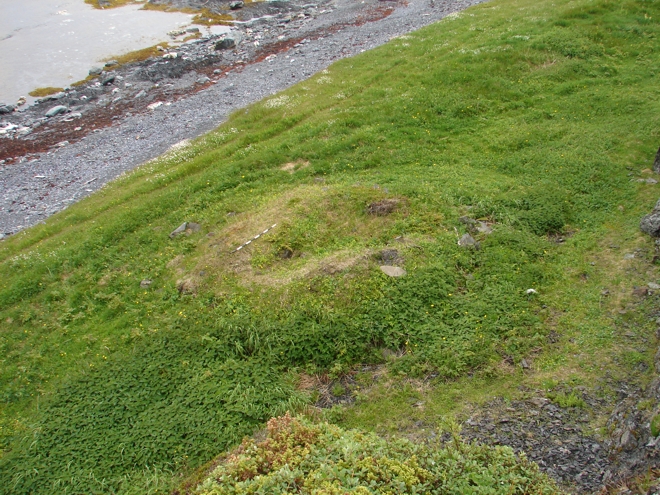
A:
0 0 199 105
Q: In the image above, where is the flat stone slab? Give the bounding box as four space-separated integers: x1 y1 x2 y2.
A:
380 265 406 277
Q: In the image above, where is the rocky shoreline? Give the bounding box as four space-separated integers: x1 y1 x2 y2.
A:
0 0 485 237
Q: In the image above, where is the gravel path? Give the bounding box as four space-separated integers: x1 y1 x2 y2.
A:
0 0 486 237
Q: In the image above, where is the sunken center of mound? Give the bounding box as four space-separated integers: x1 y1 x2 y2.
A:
170 183 413 292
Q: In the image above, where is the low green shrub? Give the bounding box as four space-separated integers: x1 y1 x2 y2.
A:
194 413 561 494
547 391 586 409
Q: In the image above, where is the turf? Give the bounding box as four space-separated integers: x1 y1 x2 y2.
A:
1 0 660 492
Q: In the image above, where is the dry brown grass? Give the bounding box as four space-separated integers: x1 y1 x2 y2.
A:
280 160 310 174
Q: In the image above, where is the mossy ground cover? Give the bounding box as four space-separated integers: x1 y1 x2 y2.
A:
1 0 660 492
27 87 65 98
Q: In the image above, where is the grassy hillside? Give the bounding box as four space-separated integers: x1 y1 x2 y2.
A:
1 0 660 492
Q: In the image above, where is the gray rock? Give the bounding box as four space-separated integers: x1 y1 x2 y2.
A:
105 60 118 67
230 1 245 9
378 249 400 264
0 104 16 114
619 429 636 451
169 222 188 238
186 27 200 33
528 397 549 407
134 90 147 99
476 221 493 234
196 76 211 84
101 75 116 86
89 66 103 76
45 105 67 117
458 233 479 248
140 279 152 289
169 221 201 238
215 38 236 50
640 199 660 237
649 282 660 290
380 265 406 277
46 92 65 101
215 32 242 50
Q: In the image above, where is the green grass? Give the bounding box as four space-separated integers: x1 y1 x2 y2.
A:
1 0 660 492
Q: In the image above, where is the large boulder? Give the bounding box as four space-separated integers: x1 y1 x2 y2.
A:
640 199 660 237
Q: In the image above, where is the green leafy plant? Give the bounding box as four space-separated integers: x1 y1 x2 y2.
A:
193 414 561 494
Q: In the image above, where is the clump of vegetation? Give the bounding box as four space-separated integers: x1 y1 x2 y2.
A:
141 2 197 14
110 42 171 66
28 87 64 97
547 391 586 409
84 0 137 9
650 414 660 438
194 413 561 494
192 9 234 26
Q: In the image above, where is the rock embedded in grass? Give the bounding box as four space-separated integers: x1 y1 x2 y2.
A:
378 249 401 264
380 265 406 277
476 221 493 234
640 199 660 237
653 147 660 174
169 221 188 238
458 233 479 249
367 199 399 216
